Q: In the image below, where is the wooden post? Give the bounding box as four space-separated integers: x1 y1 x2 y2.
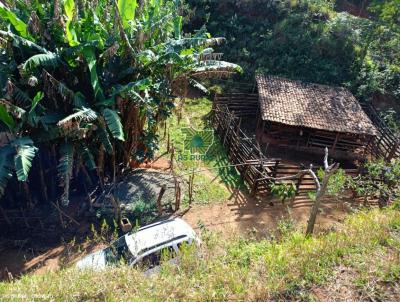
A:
188 170 194 206
174 177 181 211
331 133 340 152
273 160 279 178
109 195 121 222
157 185 166 215
170 145 175 172
223 113 232 147
296 173 305 194
167 132 170 153
251 177 258 197
237 117 242 134
177 181 181 211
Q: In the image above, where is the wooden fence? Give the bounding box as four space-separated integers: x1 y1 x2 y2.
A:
212 102 277 196
212 93 259 117
361 103 400 161
361 103 400 160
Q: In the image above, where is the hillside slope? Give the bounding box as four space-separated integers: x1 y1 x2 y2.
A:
185 0 399 105
1 208 399 301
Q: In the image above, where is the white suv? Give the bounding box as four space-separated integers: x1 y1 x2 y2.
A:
76 218 200 271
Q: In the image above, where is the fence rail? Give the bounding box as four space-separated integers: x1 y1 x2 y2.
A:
361 103 400 161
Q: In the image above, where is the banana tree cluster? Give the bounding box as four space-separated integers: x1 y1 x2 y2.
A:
0 0 241 205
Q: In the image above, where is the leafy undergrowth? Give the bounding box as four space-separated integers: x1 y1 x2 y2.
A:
1 208 400 301
158 98 245 205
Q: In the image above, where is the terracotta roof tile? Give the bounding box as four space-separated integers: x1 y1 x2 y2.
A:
256 75 377 136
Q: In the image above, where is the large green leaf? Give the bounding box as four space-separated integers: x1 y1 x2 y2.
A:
27 92 44 127
0 4 29 38
63 0 79 46
14 144 38 182
190 61 243 77
0 104 15 130
118 0 137 29
173 16 182 39
23 53 60 72
0 30 49 54
96 125 113 154
82 47 105 101
111 78 152 98
102 109 125 141
57 107 98 129
30 91 44 113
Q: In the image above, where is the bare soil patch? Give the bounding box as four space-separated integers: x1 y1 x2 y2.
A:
0 223 105 281
181 188 351 239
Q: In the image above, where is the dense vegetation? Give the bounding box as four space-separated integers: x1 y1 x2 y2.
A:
1 207 400 301
185 0 400 107
0 0 241 206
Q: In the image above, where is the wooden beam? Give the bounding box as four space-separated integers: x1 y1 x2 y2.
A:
331 132 340 151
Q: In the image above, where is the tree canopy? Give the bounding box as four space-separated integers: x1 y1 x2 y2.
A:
185 0 399 105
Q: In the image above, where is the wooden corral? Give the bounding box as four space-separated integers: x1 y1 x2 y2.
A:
214 76 399 163
212 76 399 197
254 75 379 160
211 102 359 197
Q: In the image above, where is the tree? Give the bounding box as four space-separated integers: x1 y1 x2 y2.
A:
266 147 340 236
0 0 241 207
305 148 339 236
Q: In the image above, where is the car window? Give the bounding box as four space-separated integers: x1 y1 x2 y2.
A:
105 236 133 265
138 246 176 269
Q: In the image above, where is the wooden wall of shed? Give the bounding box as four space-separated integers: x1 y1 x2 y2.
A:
256 121 372 160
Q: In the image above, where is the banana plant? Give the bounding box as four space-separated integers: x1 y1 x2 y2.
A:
0 0 241 207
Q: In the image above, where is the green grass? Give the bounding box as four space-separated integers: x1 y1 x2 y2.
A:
158 98 245 205
1 208 399 301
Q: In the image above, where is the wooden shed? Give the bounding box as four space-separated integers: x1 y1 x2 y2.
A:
255 75 378 159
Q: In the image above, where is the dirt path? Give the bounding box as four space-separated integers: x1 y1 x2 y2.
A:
180 164 350 238
181 188 350 238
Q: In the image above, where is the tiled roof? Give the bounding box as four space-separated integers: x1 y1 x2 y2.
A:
256 75 377 136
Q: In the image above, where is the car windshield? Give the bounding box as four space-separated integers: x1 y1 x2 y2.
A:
138 246 176 270
104 236 134 265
